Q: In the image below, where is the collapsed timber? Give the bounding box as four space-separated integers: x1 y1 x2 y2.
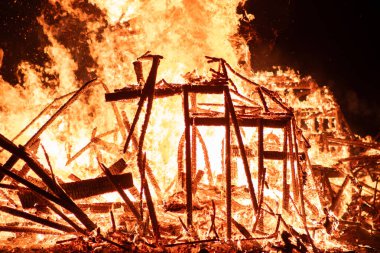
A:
0 55 379 252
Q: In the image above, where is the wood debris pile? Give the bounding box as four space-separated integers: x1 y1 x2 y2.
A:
0 54 379 252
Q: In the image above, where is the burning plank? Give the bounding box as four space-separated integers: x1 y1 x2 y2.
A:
17 173 133 209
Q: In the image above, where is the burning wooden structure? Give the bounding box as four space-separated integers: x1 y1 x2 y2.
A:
0 55 379 252
106 55 309 240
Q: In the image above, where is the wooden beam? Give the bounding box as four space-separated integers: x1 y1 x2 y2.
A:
225 92 232 240
183 86 193 227
18 173 133 208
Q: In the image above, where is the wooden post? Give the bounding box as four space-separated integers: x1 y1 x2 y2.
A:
191 94 197 178
183 86 192 227
282 124 289 210
257 118 264 204
224 89 232 240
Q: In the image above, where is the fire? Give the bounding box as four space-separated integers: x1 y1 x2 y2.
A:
0 0 379 252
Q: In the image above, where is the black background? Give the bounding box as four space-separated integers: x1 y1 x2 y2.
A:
244 0 380 137
1 0 379 136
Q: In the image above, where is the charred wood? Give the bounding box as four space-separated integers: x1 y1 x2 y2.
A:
122 55 162 153
191 115 291 128
0 225 63 235
192 170 204 195
98 161 141 221
18 173 133 209
225 92 232 240
105 85 183 101
10 138 40 186
231 217 252 239
133 60 145 85
68 174 81 182
0 206 76 233
183 86 193 226
108 158 127 175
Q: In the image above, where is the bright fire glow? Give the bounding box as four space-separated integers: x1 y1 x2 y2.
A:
0 1 375 251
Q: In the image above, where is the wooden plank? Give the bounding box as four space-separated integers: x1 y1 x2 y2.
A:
263 151 305 161
133 60 144 84
184 84 225 94
263 151 286 160
191 116 290 128
225 92 232 240
18 173 133 208
105 86 183 101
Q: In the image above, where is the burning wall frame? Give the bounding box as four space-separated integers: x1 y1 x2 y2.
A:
105 55 318 242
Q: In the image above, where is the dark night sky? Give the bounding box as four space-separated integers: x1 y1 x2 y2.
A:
245 0 380 137
0 0 379 136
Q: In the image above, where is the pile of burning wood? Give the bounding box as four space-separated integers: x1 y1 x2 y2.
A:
0 54 379 252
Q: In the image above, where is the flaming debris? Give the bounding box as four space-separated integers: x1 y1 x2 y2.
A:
0 0 379 252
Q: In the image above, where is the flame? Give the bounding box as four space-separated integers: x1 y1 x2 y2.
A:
0 0 374 251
